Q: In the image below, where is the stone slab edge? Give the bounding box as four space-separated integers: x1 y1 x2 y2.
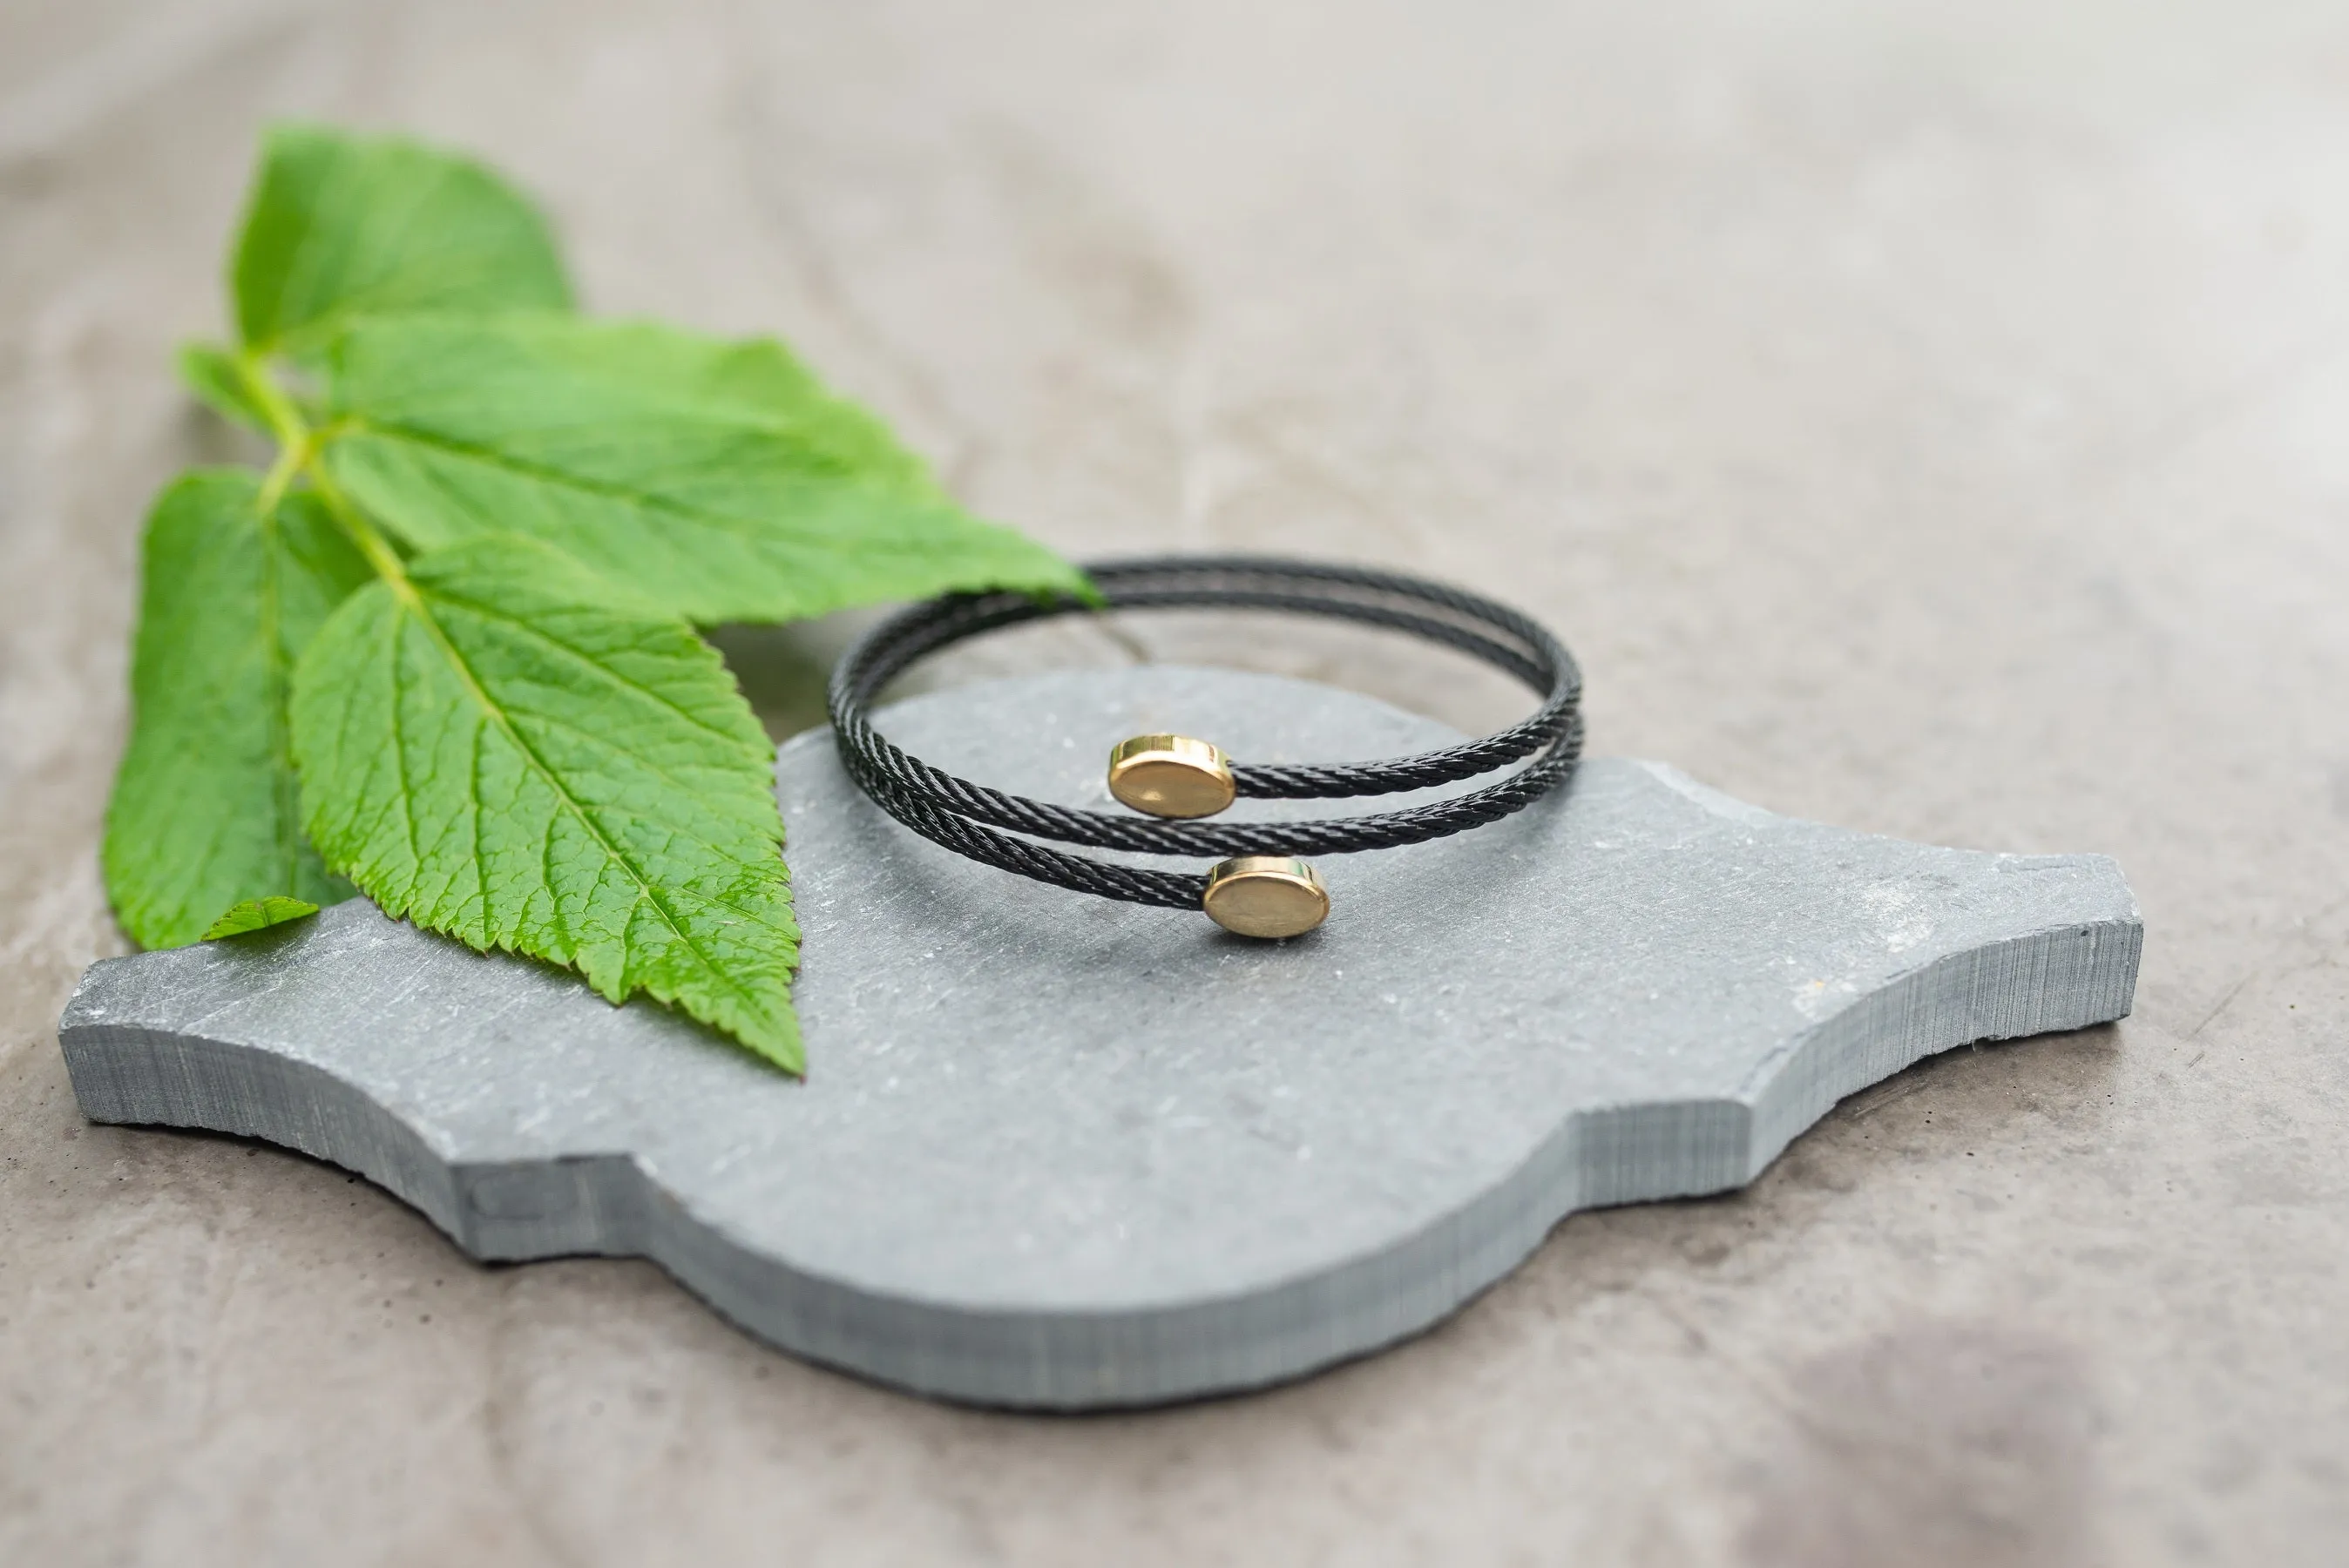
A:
56 893 2139 1409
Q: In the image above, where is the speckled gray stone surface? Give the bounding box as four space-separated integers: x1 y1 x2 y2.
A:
57 668 2138 1408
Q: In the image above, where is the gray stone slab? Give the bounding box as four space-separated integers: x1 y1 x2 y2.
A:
55 668 2140 1409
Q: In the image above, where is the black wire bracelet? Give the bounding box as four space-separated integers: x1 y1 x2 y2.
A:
826 556 1585 938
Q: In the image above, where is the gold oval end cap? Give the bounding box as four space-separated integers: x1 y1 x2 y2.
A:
1202 856 1329 939
1107 733 1235 818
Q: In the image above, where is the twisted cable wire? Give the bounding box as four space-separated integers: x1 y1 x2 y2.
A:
828 557 1584 905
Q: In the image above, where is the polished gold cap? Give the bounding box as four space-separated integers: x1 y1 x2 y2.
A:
1107 733 1235 818
1202 856 1330 939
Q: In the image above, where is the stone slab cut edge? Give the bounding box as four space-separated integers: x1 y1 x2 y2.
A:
57 669 2142 1409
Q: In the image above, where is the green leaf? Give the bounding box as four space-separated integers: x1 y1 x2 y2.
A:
233 123 571 357
288 534 802 1069
315 314 1087 625
202 896 321 939
176 341 272 432
103 471 372 950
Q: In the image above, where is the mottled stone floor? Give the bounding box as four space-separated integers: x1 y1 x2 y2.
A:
3 3 2344 1563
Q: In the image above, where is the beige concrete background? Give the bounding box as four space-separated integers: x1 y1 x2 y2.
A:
4 1 2346 1563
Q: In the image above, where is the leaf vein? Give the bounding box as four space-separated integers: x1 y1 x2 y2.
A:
400 583 774 1018
428 592 763 752
340 419 962 554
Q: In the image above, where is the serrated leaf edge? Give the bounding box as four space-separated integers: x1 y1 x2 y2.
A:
298 556 802 1072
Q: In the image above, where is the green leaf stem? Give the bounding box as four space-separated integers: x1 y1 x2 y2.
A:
105 123 1087 1070
175 341 273 433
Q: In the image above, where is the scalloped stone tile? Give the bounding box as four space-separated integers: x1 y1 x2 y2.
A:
58 669 2139 1408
